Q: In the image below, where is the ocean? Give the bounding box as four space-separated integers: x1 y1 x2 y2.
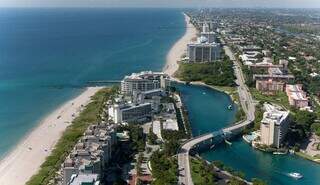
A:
1 8 320 185
0 8 184 157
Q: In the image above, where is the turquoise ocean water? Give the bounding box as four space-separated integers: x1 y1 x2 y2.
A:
0 8 319 185
0 8 184 156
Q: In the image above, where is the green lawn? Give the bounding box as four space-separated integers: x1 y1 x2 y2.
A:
250 88 290 109
26 87 117 185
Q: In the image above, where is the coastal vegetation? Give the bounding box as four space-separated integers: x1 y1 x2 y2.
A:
212 161 245 180
126 124 146 152
149 122 188 184
26 87 117 185
176 60 236 87
147 127 158 145
190 158 217 185
286 110 318 148
150 150 178 185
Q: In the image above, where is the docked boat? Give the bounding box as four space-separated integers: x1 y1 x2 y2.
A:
227 104 233 110
288 172 303 179
242 135 252 144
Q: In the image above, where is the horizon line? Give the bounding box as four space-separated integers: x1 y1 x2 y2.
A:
1 6 320 9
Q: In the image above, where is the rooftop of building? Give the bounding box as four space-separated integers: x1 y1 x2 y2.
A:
268 67 283 75
123 71 168 80
69 173 100 185
163 119 179 131
261 103 289 126
286 84 303 92
63 123 116 169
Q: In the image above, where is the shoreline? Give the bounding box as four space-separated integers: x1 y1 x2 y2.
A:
0 86 103 185
163 13 198 77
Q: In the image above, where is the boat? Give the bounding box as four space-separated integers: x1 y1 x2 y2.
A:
224 139 232 145
227 104 233 110
273 151 287 155
289 149 295 154
210 144 215 149
288 172 303 179
242 135 252 144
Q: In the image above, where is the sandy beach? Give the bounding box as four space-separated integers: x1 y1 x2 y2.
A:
163 13 198 77
0 87 102 185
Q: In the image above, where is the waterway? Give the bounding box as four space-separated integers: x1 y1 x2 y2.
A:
176 83 320 185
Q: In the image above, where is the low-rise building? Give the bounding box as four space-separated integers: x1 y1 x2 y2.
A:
262 50 271 57
62 124 117 185
69 174 100 185
256 79 285 95
239 45 262 52
260 103 290 148
286 84 309 109
163 119 179 131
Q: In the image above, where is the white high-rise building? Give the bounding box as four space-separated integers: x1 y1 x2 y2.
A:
202 22 210 32
200 22 216 43
108 102 152 124
120 71 170 95
260 103 290 148
187 36 221 63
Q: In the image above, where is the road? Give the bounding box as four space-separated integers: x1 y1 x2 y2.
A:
224 45 255 122
177 45 256 185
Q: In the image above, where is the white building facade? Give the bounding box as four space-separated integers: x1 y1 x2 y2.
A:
260 104 290 148
108 103 152 124
187 39 221 63
120 71 170 95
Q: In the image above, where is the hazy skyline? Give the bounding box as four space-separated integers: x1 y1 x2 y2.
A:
0 0 319 8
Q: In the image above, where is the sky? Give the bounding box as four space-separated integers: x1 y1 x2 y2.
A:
0 0 319 8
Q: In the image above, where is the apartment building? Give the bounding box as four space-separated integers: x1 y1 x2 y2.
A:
120 71 170 95
260 103 290 148
286 84 309 109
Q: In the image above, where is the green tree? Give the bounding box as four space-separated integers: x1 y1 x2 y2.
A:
294 110 317 133
148 127 158 145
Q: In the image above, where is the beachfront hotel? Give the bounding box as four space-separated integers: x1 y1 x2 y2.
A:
108 102 152 124
260 103 290 148
186 20 221 63
120 71 170 95
286 84 309 109
187 36 221 63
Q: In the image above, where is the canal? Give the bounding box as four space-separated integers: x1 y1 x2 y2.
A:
176 83 320 185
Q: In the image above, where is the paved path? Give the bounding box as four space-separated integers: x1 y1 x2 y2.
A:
177 44 255 185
